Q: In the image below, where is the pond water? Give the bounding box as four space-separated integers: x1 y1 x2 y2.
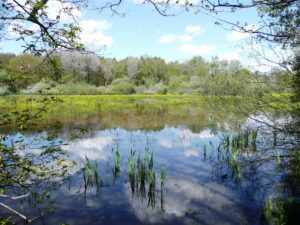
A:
0 96 296 225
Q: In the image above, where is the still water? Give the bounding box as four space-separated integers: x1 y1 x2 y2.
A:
0 97 293 225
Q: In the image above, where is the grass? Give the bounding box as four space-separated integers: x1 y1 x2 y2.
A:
218 128 260 181
113 145 121 179
128 149 135 193
262 196 300 225
0 94 262 133
223 128 258 153
160 165 166 191
82 156 101 194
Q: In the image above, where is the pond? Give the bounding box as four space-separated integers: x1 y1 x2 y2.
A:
0 95 298 225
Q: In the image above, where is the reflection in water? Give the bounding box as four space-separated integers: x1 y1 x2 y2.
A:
0 116 297 224
62 136 113 161
0 134 77 223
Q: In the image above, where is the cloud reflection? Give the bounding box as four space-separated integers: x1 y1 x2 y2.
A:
62 136 113 161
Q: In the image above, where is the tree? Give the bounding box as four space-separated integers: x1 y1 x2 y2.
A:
126 57 139 82
5 54 42 92
101 58 114 86
1 0 85 55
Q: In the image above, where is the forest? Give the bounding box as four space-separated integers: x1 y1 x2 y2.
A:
0 53 292 95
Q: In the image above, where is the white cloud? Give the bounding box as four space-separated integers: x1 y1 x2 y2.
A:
218 51 240 61
226 24 256 42
158 34 192 44
79 19 114 48
45 0 83 21
127 178 248 224
62 136 113 161
177 129 215 139
186 25 202 35
184 149 200 158
158 139 173 148
177 43 216 55
226 31 249 42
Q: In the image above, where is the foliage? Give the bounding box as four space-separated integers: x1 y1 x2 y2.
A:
110 83 136 94
47 82 108 95
263 196 300 225
0 95 77 222
0 53 290 95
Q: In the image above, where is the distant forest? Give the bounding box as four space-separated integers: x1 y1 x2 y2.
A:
0 53 292 95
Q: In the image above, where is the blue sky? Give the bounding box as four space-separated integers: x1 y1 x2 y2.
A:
2 0 261 63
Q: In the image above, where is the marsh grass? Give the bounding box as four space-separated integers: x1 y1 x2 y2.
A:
219 128 259 181
160 165 166 191
128 149 135 193
113 145 121 179
82 156 101 195
118 148 166 208
223 128 258 153
262 196 299 225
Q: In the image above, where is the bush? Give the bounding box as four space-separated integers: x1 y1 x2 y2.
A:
47 82 108 94
20 79 55 94
0 85 10 95
110 83 136 94
146 81 168 94
167 75 186 94
111 77 131 85
135 85 147 94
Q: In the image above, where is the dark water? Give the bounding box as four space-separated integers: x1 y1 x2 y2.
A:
0 101 295 225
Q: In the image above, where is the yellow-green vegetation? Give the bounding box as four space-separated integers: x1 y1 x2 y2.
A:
0 94 298 132
0 94 248 131
267 93 300 111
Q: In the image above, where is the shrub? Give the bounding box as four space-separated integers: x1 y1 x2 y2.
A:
135 85 147 94
47 82 108 94
110 83 136 94
111 77 131 85
146 81 168 94
20 79 55 94
0 85 10 95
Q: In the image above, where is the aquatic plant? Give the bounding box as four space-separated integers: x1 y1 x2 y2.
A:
128 149 135 193
82 156 101 193
243 128 250 148
94 162 101 194
160 165 166 190
84 156 93 187
113 145 121 178
231 148 239 165
261 196 299 225
148 167 156 208
226 135 230 147
251 129 258 149
230 147 241 180
263 196 273 222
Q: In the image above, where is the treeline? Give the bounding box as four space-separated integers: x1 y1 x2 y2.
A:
0 52 292 95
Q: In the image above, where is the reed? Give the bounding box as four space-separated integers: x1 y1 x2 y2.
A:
251 129 258 149
263 196 273 222
128 149 135 193
82 156 101 194
160 165 166 190
148 167 156 208
113 145 121 178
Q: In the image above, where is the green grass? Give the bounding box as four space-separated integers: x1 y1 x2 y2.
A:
262 196 300 225
82 156 101 194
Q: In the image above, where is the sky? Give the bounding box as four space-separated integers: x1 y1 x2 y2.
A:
1 0 279 70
